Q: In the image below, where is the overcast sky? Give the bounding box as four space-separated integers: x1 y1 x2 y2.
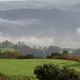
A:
0 0 24 1
0 0 80 10
0 0 80 48
0 0 79 5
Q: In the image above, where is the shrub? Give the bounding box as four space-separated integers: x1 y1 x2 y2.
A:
34 64 61 80
47 53 60 59
34 64 80 80
0 72 10 80
17 55 26 59
57 56 80 62
60 67 80 80
25 54 34 59
17 54 34 59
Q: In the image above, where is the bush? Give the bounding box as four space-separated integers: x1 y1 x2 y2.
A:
17 55 26 59
0 73 10 80
47 53 60 59
34 64 61 80
25 54 34 59
59 67 80 80
34 64 80 80
56 56 80 62
17 54 34 59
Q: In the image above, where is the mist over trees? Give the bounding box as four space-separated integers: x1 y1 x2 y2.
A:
0 40 79 58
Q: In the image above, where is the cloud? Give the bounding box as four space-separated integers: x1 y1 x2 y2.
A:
54 36 80 48
0 19 54 47
25 0 80 6
0 18 40 27
0 7 80 48
0 0 24 1
0 34 80 48
0 34 54 47
0 18 20 25
0 17 79 48
0 27 79 48
0 0 80 10
17 36 54 47
76 28 80 35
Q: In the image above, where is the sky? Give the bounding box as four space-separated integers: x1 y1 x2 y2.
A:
0 0 79 3
0 0 80 48
0 0 80 10
0 0 24 1
0 0 79 5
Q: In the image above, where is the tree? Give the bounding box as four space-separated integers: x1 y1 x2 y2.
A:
62 50 69 56
17 54 34 59
25 54 34 59
47 52 60 58
2 50 21 58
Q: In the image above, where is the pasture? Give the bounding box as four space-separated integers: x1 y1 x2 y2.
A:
0 59 79 77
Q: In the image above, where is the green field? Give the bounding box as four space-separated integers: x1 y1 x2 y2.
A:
0 59 80 77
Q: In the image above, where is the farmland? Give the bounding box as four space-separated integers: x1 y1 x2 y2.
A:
0 59 79 77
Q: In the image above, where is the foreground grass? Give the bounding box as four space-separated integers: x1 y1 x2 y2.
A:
0 59 79 77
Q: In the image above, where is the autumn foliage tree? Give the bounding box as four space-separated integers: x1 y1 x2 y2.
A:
1 50 21 58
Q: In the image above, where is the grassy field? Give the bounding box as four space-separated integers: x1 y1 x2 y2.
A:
0 59 79 77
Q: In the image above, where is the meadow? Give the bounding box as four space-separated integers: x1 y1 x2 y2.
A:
0 59 79 77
